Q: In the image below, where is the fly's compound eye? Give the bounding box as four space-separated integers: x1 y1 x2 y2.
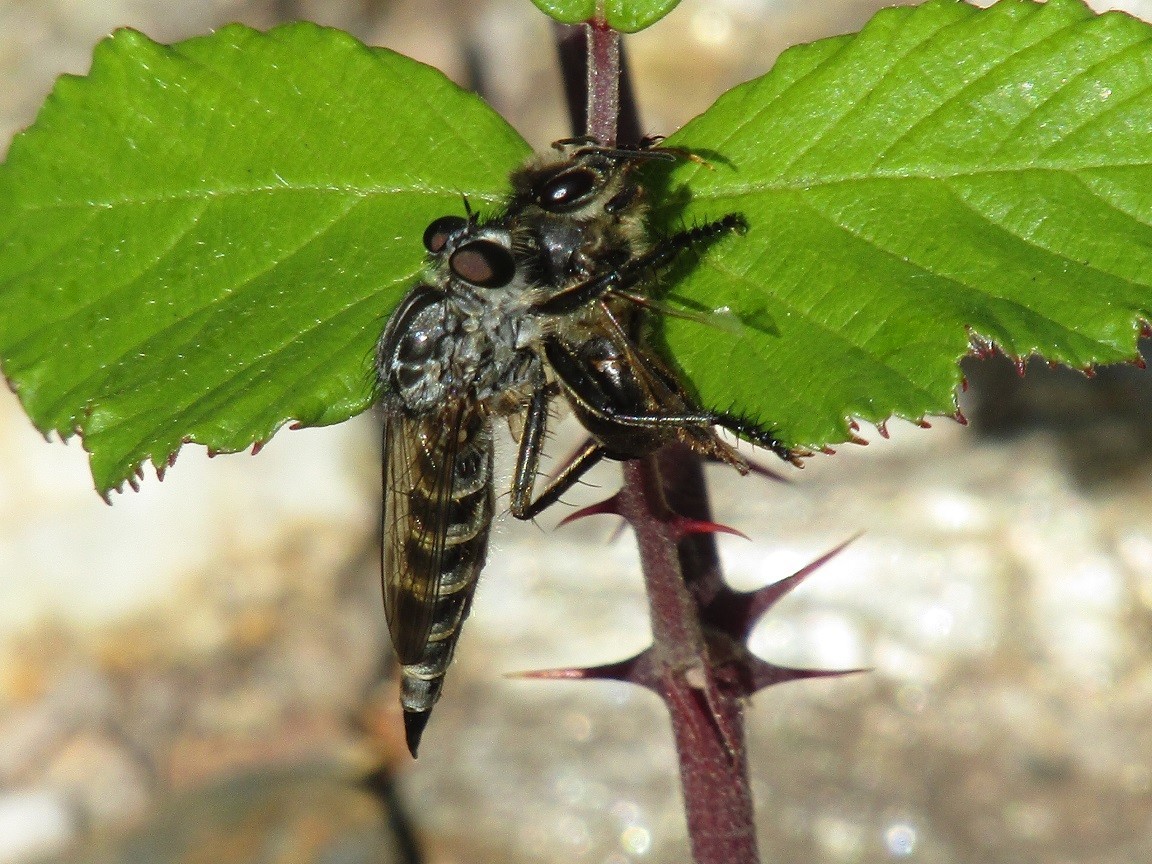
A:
450 240 517 288
537 167 599 212
423 215 469 254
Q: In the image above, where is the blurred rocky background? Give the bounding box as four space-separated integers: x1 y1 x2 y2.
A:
3 1 1152 862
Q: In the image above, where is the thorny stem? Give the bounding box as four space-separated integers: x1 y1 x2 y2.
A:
554 18 762 864
618 456 760 864
542 17 857 864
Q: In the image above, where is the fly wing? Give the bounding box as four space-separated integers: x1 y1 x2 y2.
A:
381 403 466 665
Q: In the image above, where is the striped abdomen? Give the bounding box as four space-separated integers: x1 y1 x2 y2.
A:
381 402 494 753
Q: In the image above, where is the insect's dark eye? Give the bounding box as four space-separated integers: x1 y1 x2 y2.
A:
450 240 516 288
423 216 469 254
537 168 598 212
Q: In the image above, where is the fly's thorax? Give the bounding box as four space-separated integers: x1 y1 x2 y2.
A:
377 221 542 417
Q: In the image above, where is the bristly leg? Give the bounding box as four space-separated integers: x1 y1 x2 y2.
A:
532 214 747 315
712 411 797 464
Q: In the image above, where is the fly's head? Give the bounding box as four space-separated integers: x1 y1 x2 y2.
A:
421 214 518 296
377 211 542 414
420 213 546 339
507 139 676 286
508 140 654 223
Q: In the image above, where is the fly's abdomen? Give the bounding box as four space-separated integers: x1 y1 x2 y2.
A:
397 411 494 731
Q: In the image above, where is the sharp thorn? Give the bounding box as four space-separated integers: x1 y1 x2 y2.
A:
670 516 749 542
751 662 871 694
556 494 622 528
744 459 791 484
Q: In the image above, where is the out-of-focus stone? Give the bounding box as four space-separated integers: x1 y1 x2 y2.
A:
40 766 414 864
0 788 77 864
44 732 151 828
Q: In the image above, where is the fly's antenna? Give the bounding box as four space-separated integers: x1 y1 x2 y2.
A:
553 135 601 150
555 135 677 165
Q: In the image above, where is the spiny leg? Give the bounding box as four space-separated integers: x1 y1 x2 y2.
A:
512 440 608 522
711 412 793 462
532 214 747 315
509 383 611 522
509 385 551 520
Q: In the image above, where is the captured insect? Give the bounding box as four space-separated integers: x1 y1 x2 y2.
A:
375 139 792 756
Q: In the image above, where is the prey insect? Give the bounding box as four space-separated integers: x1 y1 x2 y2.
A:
375 139 791 756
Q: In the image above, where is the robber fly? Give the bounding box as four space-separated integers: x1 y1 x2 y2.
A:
376 139 791 756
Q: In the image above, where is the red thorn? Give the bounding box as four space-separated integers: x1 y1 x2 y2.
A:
156 464 166 482
848 434 868 446
967 331 995 359
750 662 870 694
289 421 303 430
671 516 749 542
1134 356 1147 370
1141 321 1152 338
556 494 622 528
736 534 861 640
960 376 969 392
954 408 968 426
745 459 791 484
168 451 179 467
507 649 657 691
1082 365 1097 379
848 418 859 431
251 440 265 456
876 420 889 439
1013 357 1027 376
916 418 932 429
821 446 837 455
127 475 140 493
207 448 219 458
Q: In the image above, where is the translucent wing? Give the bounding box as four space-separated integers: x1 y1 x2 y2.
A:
381 402 466 664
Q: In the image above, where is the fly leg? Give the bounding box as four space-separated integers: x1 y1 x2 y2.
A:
545 333 793 463
509 384 608 521
531 214 747 315
513 439 607 521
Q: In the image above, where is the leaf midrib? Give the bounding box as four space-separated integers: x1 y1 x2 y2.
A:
685 161 1152 200
11 184 508 212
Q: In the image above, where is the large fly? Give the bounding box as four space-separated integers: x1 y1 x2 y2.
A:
376 139 793 756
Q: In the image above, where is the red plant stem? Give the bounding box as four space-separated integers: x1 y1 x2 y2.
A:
618 458 760 864
620 458 705 666
585 18 620 146
573 19 762 864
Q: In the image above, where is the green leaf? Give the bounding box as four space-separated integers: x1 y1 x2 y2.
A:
528 0 681 32
653 0 1152 452
0 23 530 494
